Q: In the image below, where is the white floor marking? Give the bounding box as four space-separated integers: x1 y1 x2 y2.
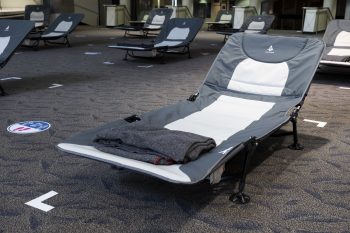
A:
303 119 327 128
339 86 350 90
137 65 153 68
14 52 23 55
84 52 101 55
103 61 115 65
49 84 63 89
25 191 58 212
0 77 22 81
201 52 210 56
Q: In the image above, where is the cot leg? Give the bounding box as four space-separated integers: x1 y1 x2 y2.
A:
229 137 257 204
288 117 304 150
0 84 7 96
123 51 128 61
65 37 71 47
187 46 192 59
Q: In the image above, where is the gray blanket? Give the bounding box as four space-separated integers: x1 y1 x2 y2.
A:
93 122 216 165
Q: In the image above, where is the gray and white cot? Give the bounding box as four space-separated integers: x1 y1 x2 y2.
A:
58 33 324 203
24 5 50 29
217 15 275 42
320 20 350 67
114 8 173 37
27 13 84 48
0 20 34 96
109 18 203 61
205 10 233 31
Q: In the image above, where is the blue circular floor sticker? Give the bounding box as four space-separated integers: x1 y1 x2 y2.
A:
7 121 51 134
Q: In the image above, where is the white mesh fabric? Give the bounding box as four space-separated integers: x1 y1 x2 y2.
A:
0 36 10 55
55 21 73 32
334 31 350 47
227 58 289 96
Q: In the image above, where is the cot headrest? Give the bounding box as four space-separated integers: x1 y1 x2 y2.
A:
202 33 324 98
323 20 350 46
146 8 173 25
242 34 307 63
47 13 84 34
155 18 204 44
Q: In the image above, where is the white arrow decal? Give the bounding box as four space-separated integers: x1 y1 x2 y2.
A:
25 191 58 212
339 87 350 90
48 84 63 89
303 119 327 128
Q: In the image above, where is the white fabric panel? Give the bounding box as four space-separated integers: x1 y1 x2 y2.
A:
327 48 350 56
42 32 65 38
55 21 73 32
334 31 350 47
219 14 232 23
155 41 182 47
165 95 275 145
57 143 191 183
145 25 162 29
0 36 10 55
247 21 265 30
167 27 189 40
35 22 44 27
151 15 166 25
228 58 289 96
30 11 44 22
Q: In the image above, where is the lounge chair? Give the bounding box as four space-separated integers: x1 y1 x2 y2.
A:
109 18 204 61
217 15 275 42
24 5 50 30
0 20 34 96
58 33 324 203
114 8 173 37
320 20 350 67
26 13 84 48
205 10 233 31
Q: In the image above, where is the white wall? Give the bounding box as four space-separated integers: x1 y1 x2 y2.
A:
323 0 337 18
1 0 42 8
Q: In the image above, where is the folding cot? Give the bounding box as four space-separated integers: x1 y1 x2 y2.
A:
205 10 233 31
24 5 50 30
0 20 34 96
114 8 173 37
58 33 324 203
320 20 350 67
109 18 203 61
26 13 84 48
217 15 275 42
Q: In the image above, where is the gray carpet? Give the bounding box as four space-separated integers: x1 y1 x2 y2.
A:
0 26 349 233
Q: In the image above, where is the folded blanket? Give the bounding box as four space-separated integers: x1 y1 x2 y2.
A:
93 122 216 165
322 54 350 62
322 47 350 62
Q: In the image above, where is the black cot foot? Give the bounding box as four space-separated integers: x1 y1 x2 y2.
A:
288 143 304 150
229 192 251 204
0 85 7 96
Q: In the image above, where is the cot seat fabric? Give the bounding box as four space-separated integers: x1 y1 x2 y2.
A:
58 33 324 201
24 5 50 29
0 20 34 96
114 8 173 37
109 18 203 60
320 20 350 67
26 13 84 48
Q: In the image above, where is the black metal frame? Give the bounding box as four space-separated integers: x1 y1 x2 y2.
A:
122 44 192 63
0 84 6 96
24 35 71 50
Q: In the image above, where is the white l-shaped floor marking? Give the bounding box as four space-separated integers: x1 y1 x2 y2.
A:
49 84 63 89
303 119 327 128
25 191 58 212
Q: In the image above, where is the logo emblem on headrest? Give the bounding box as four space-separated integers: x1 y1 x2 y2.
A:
5 26 9 31
265 45 274 54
